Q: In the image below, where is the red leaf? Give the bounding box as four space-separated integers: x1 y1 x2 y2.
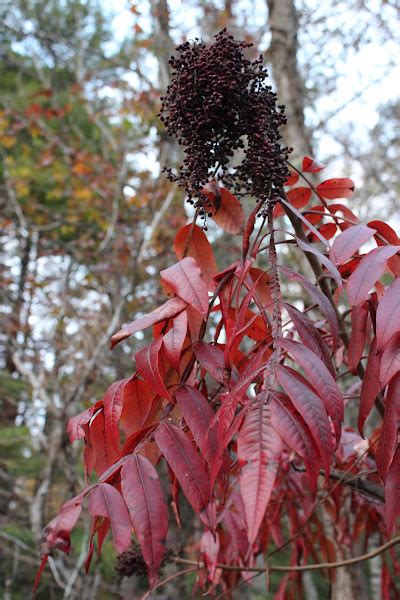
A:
358 338 381 436
270 392 321 491
284 303 334 376
380 334 400 388
161 257 209 318
162 310 188 370
237 394 282 545
120 424 157 456
280 338 344 441
136 336 171 400
210 187 245 235
316 178 355 199
67 400 102 443
247 268 272 310
201 530 220 582
175 385 215 462
88 483 131 553
120 377 156 438
316 222 337 240
194 341 226 384
121 454 168 587
42 493 85 555
174 224 217 291
347 246 399 306
280 266 340 349
86 410 120 477
302 156 326 173
369 221 400 277
103 379 130 454
111 297 187 348
154 422 213 526
287 186 312 208
296 237 342 289
329 225 376 266
376 278 400 351
276 365 334 475
284 170 300 186
385 445 400 535
34 554 49 593
376 374 400 481
348 302 369 373
368 220 399 246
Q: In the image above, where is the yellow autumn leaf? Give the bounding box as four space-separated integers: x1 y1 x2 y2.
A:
14 181 30 197
75 187 92 201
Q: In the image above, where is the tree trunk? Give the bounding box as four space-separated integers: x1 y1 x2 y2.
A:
266 0 313 159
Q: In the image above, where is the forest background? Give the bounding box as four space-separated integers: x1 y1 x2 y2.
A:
0 0 399 598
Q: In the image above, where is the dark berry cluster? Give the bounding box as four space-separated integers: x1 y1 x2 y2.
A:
115 542 175 582
159 29 290 208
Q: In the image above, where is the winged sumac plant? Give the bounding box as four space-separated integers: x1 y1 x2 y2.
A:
36 30 400 597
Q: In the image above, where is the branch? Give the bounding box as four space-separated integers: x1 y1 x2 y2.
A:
172 534 400 573
137 183 178 263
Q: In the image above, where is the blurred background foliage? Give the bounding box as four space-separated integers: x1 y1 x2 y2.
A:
0 0 398 598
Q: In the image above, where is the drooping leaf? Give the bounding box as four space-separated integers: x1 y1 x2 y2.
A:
376 374 400 480
347 246 399 306
67 400 102 444
86 410 120 477
193 341 226 384
41 492 86 555
276 365 334 475
175 385 215 461
111 297 187 349
34 555 49 593
120 376 156 438
161 257 209 318
280 266 340 349
376 278 400 351
316 178 355 199
348 302 369 373
136 336 171 400
88 483 131 553
302 156 326 173
121 454 168 587
284 303 334 375
280 338 344 440
162 310 188 370
210 187 245 235
270 392 321 491
174 224 217 291
154 422 213 527
103 378 130 454
380 334 400 388
358 338 381 436
385 445 400 535
329 225 376 266
237 394 282 545
201 530 220 583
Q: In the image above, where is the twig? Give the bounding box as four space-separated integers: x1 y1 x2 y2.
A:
172 534 400 573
